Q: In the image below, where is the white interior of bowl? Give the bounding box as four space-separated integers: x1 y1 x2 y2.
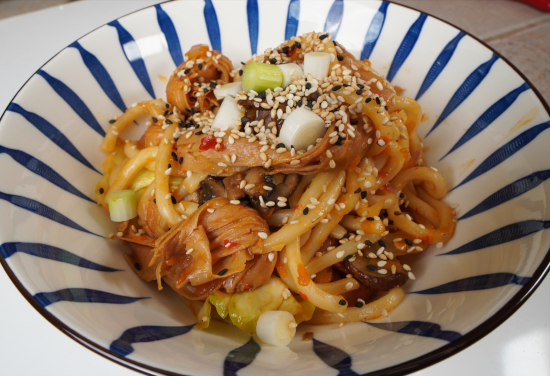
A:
1 1 549 375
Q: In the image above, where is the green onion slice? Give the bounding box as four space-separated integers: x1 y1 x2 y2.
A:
107 189 137 222
242 62 284 93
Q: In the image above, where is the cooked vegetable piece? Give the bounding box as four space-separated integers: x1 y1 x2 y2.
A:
242 62 283 93
303 52 330 79
107 189 137 222
211 95 242 131
278 107 326 150
256 310 297 347
277 63 304 87
131 169 155 191
213 81 243 100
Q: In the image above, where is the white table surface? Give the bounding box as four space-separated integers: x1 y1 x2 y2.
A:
0 1 549 375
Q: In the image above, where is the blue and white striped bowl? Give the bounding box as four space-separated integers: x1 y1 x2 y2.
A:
1 1 549 375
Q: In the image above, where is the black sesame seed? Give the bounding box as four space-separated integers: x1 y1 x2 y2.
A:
198 63 203 70
241 116 251 123
385 106 388 110
343 84 350 87
332 85 342 91
297 100 303 107
365 240 373 246
335 137 343 146
171 196 176 204
375 97 381 105
282 46 289 54
165 119 173 124
305 82 312 89
164 110 169 116
400 193 405 198
365 97 372 103
153 199 156 204
295 42 302 48
367 217 374 221
257 91 266 99
99 188 104 194
350 120 359 125
195 131 203 135
203 87 209 93
337 54 344 61
269 58 277 64
344 254 353 261
303 207 309 215
174 137 179 142
307 101 314 108
333 41 338 46
276 143 285 149
404 239 413 246
319 34 327 40
241 61 246 65
378 240 386 248
218 268 228 276
355 301 364 308
339 299 346 306
179 157 183 164
366 265 376 271
209 81 217 88
183 68 190 74
361 191 367 199
171 152 177 160
239 69 243 76
356 89 363 95
343 233 350 239
354 188 361 194
168 164 171 169
357 84 364 89
109 119 116 124
134 262 141 270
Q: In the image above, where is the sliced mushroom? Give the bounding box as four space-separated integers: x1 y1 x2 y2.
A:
341 282 374 307
266 173 300 204
199 176 226 204
223 172 246 201
336 256 408 291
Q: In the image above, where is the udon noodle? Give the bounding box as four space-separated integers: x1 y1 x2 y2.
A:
96 31 455 336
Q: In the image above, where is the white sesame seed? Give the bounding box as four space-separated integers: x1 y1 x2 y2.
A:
436 242 443 248
345 282 353 291
258 232 268 239
408 272 416 280
403 264 411 271
336 250 345 258
165 168 172 175
377 260 387 267
186 248 194 255
327 198 336 205
230 200 240 205
378 269 388 275
268 252 275 262
290 220 299 225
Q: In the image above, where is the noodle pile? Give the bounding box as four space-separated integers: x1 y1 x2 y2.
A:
96 31 455 329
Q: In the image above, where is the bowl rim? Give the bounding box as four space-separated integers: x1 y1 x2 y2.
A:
1 1 549 375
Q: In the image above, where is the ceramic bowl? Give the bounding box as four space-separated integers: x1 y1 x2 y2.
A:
1 1 549 375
